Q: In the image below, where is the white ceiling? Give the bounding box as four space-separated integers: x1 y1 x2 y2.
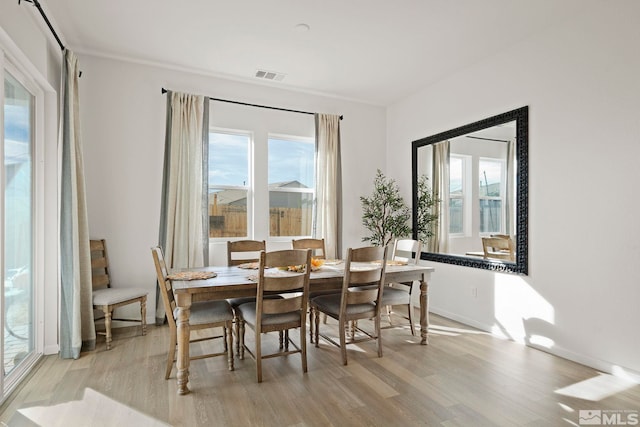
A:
43 0 591 106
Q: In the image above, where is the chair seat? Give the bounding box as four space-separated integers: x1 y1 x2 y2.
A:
236 302 301 327
173 300 234 325
227 294 283 309
93 287 148 306
380 286 411 306
311 293 376 317
309 289 340 299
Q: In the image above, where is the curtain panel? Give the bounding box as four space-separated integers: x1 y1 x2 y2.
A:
427 140 450 254
59 50 95 358
156 91 209 323
313 114 342 260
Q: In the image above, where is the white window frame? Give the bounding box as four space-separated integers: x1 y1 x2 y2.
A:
478 157 506 236
208 128 254 241
0 46 48 400
449 153 471 237
267 133 315 242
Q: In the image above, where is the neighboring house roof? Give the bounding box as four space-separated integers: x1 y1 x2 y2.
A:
210 181 310 208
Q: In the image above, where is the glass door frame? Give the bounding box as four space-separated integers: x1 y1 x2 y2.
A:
0 50 46 399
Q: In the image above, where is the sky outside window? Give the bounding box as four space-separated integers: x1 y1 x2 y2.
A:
268 138 314 187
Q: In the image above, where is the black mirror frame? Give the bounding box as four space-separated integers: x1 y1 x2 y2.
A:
411 106 528 275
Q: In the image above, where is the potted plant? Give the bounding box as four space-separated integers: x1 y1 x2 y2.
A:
360 170 411 247
414 174 439 245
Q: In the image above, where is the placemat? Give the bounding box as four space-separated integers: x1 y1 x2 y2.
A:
167 271 217 281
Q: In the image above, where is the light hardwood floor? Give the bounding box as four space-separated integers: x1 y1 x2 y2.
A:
1 313 639 426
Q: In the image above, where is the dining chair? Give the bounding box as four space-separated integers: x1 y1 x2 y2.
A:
379 238 422 336
291 238 326 259
310 245 388 365
225 240 283 355
151 246 234 379
292 238 333 343
482 235 515 261
227 239 266 266
236 249 312 382
90 239 148 350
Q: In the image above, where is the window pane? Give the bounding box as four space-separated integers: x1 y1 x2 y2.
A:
268 138 314 188
449 198 463 234
269 191 314 237
480 199 502 233
208 189 248 238
450 156 463 196
479 159 502 197
209 133 248 186
268 137 314 237
208 132 249 238
4 72 34 376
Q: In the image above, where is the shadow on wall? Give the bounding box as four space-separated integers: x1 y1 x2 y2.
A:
491 274 556 349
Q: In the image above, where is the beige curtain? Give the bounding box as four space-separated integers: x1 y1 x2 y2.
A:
159 91 209 269
314 114 342 259
59 50 95 358
427 140 450 253
156 91 210 322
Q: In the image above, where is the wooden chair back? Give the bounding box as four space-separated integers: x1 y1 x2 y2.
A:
392 239 422 265
90 239 112 290
342 246 388 313
227 240 266 266
291 238 326 259
151 246 177 329
482 236 515 261
256 249 312 331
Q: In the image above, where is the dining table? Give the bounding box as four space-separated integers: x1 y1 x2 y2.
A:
171 261 435 395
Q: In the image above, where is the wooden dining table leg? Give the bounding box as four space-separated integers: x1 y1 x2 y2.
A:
175 293 192 395
419 275 429 345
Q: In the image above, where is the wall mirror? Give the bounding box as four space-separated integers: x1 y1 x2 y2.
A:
411 107 528 274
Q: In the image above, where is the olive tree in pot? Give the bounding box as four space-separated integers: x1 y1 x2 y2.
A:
414 174 439 245
360 170 411 247
360 170 439 248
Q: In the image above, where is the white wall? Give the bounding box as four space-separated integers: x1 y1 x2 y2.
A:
77 55 387 322
387 2 640 376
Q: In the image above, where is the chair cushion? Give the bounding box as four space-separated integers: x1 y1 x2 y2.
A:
380 286 411 306
227 294 283 309
236 302 301 327
93 287 148 306
308 289 340 299
173 300 234 326
311 293 376 317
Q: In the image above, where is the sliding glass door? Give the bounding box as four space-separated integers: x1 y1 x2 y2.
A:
2 67 36 393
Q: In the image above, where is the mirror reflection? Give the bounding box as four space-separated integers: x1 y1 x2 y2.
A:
412 107 528 274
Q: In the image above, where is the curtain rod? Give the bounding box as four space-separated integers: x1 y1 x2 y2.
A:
161 88 343 120
466 135 510 143
19 0 83 77
19 0 65 51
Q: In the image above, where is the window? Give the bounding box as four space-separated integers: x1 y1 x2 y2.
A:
478 158 504 233
208 131 251 238
207 130 315 240
449 155 465 234
267 136 314 237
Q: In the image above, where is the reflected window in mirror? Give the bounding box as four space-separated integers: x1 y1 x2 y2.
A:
412 107 528 275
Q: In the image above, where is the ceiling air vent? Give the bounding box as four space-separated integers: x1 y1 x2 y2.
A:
255 69 286 81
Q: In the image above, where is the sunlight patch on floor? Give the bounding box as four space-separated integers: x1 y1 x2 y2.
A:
555 373 639 401
429 324 489 335
17 388 170 427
